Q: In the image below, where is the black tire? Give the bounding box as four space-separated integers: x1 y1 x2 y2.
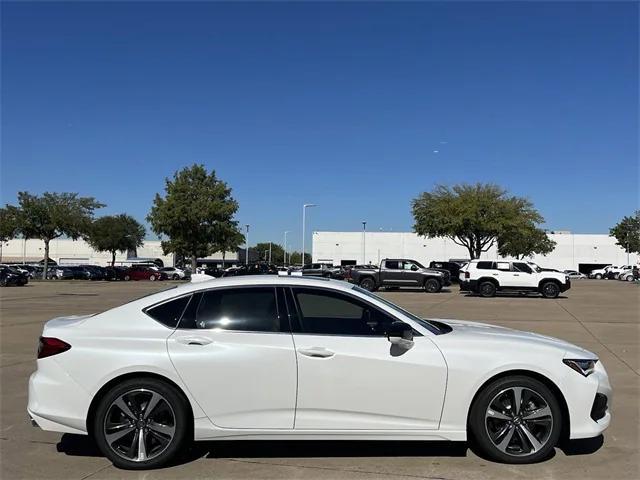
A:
625 275 634 282
479 281 497 297
595 273 602 280
149 275 157 282
172 274 180 280
540 281 560 299
124 275 131 281
93 377 190 470
359 277 376 291
424 278 441 293
469 375 562 464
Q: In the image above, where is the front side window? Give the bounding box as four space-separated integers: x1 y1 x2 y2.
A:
496 262 511 271
292 288 397 336
191 287 281 332
513 262 533 274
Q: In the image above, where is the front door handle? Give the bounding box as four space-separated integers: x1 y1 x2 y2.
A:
175 335 213 346
297 347 335 358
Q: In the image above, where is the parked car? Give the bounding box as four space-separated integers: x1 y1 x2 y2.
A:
53 267 75 280
608 266 632 280
429 261 463 281
160 267 188 280
589 265 614 279
460 260 570 298
81 265 107 281
563 270 587 280
104 266 131 281
348 259 450 293
128 265 166 281
28 276 611 469
618 267 638 282
0 266 29 286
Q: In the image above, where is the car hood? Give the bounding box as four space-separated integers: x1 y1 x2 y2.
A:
430 318 595 358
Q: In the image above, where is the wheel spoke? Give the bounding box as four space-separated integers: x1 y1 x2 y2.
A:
105 424 135 444
137 429 147 461
148 420 175 437
511 387 523 415
114 397 137 420
486 408 511 421
496 425 516 452
523 405 551 420
143 392 162 420
518 424 543 452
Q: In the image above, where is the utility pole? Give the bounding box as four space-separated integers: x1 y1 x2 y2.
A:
302 204 317 267
245 224 250 265
284 231 289 266
268 242 272 264
362 221 367 264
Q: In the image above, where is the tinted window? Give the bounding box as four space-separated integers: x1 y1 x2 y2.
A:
476 261 495 270
192 287 280 332
293 288 396 336
513 262 533 274
145 295 191 328
385 260 400 269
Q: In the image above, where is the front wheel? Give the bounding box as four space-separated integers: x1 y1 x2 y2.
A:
172 274 180 280
93 378 189 470
595 273 602 279
469 375 561 464
149 275 157 282
359 277 376 291
424 278 441 293
540 281 560 299
626 275 634 282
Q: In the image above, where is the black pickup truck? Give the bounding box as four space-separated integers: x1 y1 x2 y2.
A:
346 259 451 293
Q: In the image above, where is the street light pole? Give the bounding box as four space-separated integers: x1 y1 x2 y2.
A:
302 204 317 267
245 224 250 265
284 231 289 266
362 221 367 264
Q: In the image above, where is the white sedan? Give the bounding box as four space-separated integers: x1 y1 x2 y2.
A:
28 276 611 469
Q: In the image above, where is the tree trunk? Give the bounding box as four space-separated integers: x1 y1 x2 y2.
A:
222 250 226 268
191 255 197 272
111 250 116 267
42 239 50 280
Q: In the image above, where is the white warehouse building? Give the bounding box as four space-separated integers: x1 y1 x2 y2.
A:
312 231 637 274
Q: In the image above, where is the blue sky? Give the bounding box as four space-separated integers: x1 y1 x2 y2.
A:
1 1 637 249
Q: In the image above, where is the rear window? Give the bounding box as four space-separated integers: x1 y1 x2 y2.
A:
476 261 494 270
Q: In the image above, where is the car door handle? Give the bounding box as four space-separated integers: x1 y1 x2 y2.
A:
513 274 519 276
175 335 213 346
297 347 335 358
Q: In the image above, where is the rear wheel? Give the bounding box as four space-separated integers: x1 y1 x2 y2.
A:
172 274 180 280
469 375 561 464
626 275 634 282
93 378 189 470
123 275 131 281
540 281 560 299
149 275 157 282
359 277 376 291
595 273 602 279
479 281 497 297
424 278 441 293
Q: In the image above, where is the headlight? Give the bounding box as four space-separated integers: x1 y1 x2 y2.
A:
563 358 598 377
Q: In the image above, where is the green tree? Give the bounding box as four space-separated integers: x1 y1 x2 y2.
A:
610 211 640 255
0 206 19 243
288 251 311 265
254 242 285 264
148 164 240 271
212 222 245 266
14 192 104 278
498 225 556 260
412 183 547 259
87 214 146 266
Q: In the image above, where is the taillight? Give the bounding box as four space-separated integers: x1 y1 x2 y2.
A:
38 337 71 359
465 271 470 279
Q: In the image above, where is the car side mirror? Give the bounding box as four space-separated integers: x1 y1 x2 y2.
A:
386 321 414 348
411 265 418 271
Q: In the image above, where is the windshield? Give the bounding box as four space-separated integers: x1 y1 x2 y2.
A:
352 285 445 335
412 260 425 268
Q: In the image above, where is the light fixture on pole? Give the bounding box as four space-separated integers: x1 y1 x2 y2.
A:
245 224 250 265
362 221 367 264
302 204 318 267
284 231 289 266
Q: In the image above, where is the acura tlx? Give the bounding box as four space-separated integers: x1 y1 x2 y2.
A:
28 276 611 469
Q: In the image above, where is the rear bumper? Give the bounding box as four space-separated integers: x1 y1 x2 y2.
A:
560 279 571 292
459 279 478 292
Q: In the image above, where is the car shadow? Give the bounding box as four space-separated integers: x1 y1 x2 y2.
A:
460 292 569 300
559 435 604 456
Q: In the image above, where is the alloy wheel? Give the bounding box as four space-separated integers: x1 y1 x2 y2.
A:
485 386 553 457
103 389 176 462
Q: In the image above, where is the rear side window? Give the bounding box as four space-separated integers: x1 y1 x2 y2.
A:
145 295 192 328
384 260 399 269
186 287 281 332
476 261 495 270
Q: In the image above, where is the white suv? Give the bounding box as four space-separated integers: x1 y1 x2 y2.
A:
460 260 571 298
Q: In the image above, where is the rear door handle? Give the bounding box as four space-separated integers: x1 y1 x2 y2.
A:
175 335 213 346
297 347 335 358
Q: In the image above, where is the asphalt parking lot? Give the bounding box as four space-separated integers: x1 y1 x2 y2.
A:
1 280 638 480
